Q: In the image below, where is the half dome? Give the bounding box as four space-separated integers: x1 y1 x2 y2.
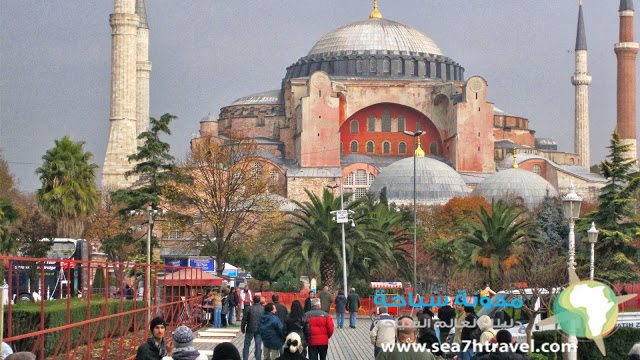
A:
308 19 443 57
472 168 559 209
369 157 469 206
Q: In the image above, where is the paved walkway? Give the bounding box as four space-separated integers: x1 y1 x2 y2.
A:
194 318 375 360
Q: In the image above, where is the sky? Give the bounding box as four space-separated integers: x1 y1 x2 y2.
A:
1 0 639 192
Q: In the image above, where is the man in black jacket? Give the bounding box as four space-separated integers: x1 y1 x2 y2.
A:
135 317 171 360
241 295 264 360
438 299 456 344
272 294 288 326
228 287 239 325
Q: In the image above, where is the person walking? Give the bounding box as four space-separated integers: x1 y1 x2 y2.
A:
228 287 238 325
241 285 254 318
221 289 230 328
259 303 285 360
437 298 456 344
346 288 360 328
272 294 289 326
213 290 223 328
135 317 171 360
202 290 214 326
333 289 347 329
459 306 479 360
305 298 334 360
369 306 396 358
453 303 466 345
375 316 436 360
319 286 332 313
160 326 208 360
235 287 243 322
275 332 307 360
479 282 496 299
241 295 264 360
304 292 315 313
284 300 310 358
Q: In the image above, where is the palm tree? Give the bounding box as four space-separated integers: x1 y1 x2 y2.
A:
455 199 535 284
36 136 99 238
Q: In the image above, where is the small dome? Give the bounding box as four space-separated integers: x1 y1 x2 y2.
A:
231 90 283 106
472 168 559 208
369 157 469 205
308 18 443 57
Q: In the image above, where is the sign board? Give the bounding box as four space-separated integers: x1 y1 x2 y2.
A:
335 210 349 224
310 278 317 294
189 258 215 272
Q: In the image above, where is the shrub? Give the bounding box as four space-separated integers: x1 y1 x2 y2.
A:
532 327 640 359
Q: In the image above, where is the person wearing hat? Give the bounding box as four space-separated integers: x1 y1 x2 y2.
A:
275 332 307 360
161 325 208 360
136 317 171 360
212 342 241 360
346 288 360 329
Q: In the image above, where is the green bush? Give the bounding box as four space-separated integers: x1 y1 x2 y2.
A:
271 273 303 293
532 327 640 359
3 298 145 357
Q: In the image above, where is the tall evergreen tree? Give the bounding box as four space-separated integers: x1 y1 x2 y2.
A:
36 136 99 237
534 190 568 254
578 131 640 283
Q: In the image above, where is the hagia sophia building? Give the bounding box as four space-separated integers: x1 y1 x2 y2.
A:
102 0 638 209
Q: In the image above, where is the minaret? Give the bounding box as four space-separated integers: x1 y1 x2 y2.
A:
102 0 139 190
571 0 591 167
615 0 639 161
136 0 151 147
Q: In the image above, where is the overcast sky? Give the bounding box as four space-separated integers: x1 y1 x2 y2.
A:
1 0 638 192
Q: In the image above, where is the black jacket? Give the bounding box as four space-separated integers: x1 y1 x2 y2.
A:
461 313 478 341
284 314 311 347
437 305 456 332
275 351 308 360
230 291 240 307
304 297 312 312
241 303 265 334
475 351 530 360
334 295 347 313
135 337 167 360
274 302 289 325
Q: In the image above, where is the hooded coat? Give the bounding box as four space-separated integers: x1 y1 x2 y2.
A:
259 312 284 350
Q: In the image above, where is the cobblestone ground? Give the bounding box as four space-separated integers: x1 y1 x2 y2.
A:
194 318 375 360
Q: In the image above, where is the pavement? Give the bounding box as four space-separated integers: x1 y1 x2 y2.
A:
194 318 375 360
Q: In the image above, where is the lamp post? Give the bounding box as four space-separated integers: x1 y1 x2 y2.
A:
130 206 165 321
562 182 582 360
328 180 351 299
403 130 424 294
587 222 599 281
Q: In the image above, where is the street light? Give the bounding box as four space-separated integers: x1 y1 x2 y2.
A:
130 206 166 321
587 222 599 281
562 181 582 360
403 130 424 294
328 180 351 299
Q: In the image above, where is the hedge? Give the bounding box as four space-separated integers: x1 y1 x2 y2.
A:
531 327 640 359
3 297 145 358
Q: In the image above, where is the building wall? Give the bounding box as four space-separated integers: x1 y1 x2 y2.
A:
493 127 535 147
287 176 341 202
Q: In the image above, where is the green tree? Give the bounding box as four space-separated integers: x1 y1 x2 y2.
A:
14 207 56 290
577 131 640 283
36 136 99 238
534 190 568 254
455 199 535 284
0 198 20 256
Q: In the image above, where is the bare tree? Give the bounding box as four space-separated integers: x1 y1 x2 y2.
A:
166 135 282 276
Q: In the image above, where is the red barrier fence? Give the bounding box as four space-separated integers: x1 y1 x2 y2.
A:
0 256 214 360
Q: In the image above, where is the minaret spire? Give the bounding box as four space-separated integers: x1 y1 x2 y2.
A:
135 0 152 147
615 0 638 161
571 0 592 167
369 0 382 19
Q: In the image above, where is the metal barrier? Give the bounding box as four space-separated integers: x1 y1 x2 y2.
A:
1 256 210 360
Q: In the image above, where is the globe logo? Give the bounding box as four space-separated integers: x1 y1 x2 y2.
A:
553 280 618 339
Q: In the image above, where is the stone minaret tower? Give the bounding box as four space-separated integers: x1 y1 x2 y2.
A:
572 1 591 167
615 0 639 161
136 0 151 147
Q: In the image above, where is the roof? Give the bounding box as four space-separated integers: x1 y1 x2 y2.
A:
493 107 514 117
231 90 283 106
157 268 223 287
308 18 443 57
499 153 607 183
200 113 217 123
620 0 635 11
575 4 587 51
369 156 469 205
135 0 148 29
472 168 559 209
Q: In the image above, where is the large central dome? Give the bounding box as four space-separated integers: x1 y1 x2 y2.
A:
308 18 443 57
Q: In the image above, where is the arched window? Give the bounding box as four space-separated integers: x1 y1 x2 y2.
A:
251 162 263 182
383 141 391 154
430 142 438 155
367 115 375 132
398 142 407 154
383 57 390 73
366 141 374 153
415 122 422 132
350 120 359 133
356 58 363 74
350 140 359 153
269 169 280 185
344 169 376 201
369 57 377 73
397 116 406 132
532 164 542 175
570 158 575 165
382 110 391 132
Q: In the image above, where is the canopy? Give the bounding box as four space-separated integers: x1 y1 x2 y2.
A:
370 282 403 289
157 268 223 287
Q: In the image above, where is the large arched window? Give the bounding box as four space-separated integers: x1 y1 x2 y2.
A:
430 142 438 155
366 141 374 153
367 115 375 132
397 116 406 132
383 57 390 73
533 164 541 175
383 141 391 154
344 169 376 201
350 120 359 133
350 140 359 153
398 142 407 154
356 57 363 74
369 57 377 73
382 110 391 132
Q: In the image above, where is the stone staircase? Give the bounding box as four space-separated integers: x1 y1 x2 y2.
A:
194 327 241 357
